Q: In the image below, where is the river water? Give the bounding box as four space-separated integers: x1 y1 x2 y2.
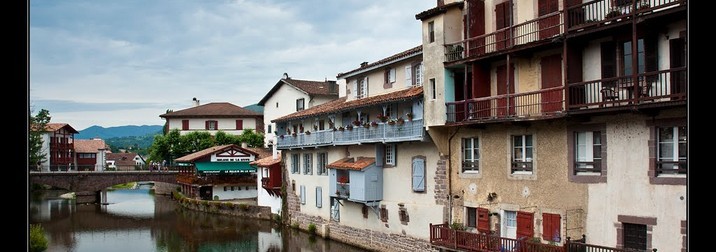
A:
29 183 368 252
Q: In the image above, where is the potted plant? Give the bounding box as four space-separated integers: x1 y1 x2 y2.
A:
346 125 354 131
338 176 349 184
304 130 311 135
388 119 396 125
376 114 388 122
406 112 414 121
371 121 379 127
397 117 405 125
363 122 370 128
352 120 362 126
338 126 345 131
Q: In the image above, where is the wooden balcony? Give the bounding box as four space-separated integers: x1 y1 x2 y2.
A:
566 0 686 34
445 11 563 64
276 119 425 149
446 87 565 124
567 67 686 111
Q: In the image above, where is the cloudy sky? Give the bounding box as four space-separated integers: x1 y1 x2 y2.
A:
29 0 436 130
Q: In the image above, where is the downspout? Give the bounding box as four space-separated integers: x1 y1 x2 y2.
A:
447 125 461 224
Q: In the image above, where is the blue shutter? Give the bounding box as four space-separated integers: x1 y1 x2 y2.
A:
412 158 425 192
316 187 322 208
376 144 385 167
300 185 306 205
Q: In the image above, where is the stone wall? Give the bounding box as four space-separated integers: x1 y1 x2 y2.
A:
173 191 273 220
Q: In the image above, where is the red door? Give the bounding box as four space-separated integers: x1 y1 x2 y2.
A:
538 0 560 39
468 0 486 56
495 1 512 51
516 211 534 239
541 54 563 113
496 64 515 117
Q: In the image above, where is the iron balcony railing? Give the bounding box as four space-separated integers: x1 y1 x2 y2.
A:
566 0 685 31
276 119 425 149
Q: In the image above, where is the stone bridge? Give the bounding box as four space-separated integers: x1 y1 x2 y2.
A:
30 171 180 204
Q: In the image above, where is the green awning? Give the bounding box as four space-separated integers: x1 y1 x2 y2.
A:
195 162 256 174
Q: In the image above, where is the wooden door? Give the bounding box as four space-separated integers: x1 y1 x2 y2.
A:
541 54 563 113
496 64 515 117
495 1 512 51
538 0 560 39
516 211 534 239
468 0 486 56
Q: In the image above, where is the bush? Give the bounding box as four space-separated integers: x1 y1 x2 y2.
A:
239 204 249 211
30 224 48 252
450 222 466 230
307 223 317 235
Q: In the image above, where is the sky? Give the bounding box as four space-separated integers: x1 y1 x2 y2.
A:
29 0 436 131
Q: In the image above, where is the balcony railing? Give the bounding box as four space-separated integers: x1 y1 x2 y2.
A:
444 11 563 63
446 87 564 123
566 0 685 32
276 119 425 149
567 67 686 110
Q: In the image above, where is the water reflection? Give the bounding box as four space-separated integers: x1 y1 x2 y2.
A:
29 185 368 252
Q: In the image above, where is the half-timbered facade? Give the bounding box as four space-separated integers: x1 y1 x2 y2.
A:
35 123 78 171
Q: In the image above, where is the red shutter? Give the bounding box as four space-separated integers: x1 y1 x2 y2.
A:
236 120 243 130
541 54 563 112
205 121 209 130
516 211 534 239
182 120 189 130
477 207 490 233
542 213 561 241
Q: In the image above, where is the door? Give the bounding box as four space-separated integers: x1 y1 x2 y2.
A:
495 1 512 51
541 54 563 113
516 211 535 239
669 32 686 99
503 211 517 239
468 0 486 56
496 64 515 117
538 0 560 39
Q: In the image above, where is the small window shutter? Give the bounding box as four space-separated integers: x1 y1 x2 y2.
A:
516 211 535 239
352 79 358 98
477 208 490 233
182 120 189 130
300 185 306 205
405 66 412 87
542 213 561 241
362 77 368 97
412 158 425 192
236 120 243 130
316 187 322 208
205 121 209 130
375 144 385 167
417 63 424 86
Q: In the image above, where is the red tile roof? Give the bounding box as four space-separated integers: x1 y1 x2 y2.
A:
273 86 423 122
106 152 142 166
250 151 282 167
159 102 262 118
415 1 464 20
74 139 109 153
336 45 422 79
31 123 79 133
258 78 339 106
175 144 262 163
327 157 376 171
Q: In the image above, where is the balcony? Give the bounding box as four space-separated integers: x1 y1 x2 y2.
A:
444 11 563 63
446 87 565 124
567 67 686 110
276 119 425 149
566 0 686 34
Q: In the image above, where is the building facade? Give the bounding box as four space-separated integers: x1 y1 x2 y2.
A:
74 138 109 171
36 123 78 171
160 101 264 136
417 0 686 251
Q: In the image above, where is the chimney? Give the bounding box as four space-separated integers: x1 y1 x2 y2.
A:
192 97 200 107
327 80 337 93
282 72 290 79
360 62 368 67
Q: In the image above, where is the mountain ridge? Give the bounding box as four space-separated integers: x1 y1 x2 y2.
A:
76 125 164 140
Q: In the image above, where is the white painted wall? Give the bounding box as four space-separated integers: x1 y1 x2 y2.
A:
212 184 258 200
286 149 342 220
166 117 258 136
344 55 422 103
258 166 282 215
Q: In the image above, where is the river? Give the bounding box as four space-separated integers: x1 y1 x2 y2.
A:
29 183 369 252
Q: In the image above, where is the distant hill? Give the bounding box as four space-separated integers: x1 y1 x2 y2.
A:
76 125 164 140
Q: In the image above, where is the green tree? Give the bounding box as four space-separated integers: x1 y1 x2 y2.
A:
215 130 241 145
181 131 215 153
237 129 264 147
30 224 48 252
29 109 51 171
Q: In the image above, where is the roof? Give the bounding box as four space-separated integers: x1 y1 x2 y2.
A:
327 157 376 171
74 139 108 153
257 77 339 106
250 151 282 167
31 123 79 133
106 152 140 166
159 102 262 119
336 45 422 79
174 144 260 163
415 1 464 20
195 162 256 174
273 86 423 122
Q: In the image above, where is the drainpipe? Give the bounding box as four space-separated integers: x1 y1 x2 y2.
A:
447 126 461 224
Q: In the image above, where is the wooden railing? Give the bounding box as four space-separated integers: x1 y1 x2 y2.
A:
566 0 685 31
444 12 563 63
446 87 564 123
430 224 658 252
276 119 424 149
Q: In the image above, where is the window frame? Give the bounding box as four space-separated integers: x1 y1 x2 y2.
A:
296 98 305 111
385 144 396 166
511 135 534 174
206 120 218 130
429 78 437 100
428 21 435 43
303 153 313 175
291 153 300 174
317 152 328 175
462 137 480 173
656 125 687 176
647 118 686 185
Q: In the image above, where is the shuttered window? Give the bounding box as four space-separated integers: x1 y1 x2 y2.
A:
516 211 534 239
542 213 561 242
412 157 426 192
477 207 490 233
235 120 243 130
182 120 189 130
300 185 306 205
316 187 322 208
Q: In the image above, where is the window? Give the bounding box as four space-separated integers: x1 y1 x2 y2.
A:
428 21 435 43
466 207 477 228
430 78 437 100
412 156 426 192
316 187 323 208
657 126 687 176
303 153 313 175
380 205 388 222
353 77 369 98
182 120 189 130
623 223 647 250
462 137 479 173
385 144 396 166
296 98 305 111
385 68 396 84
317 152 328 175
276 102 278 108
267 124 272 134
574 131 602 174
235 120 243 130
511 135 533 173
413 62 424 86
291 154 299 174
542 213 561 242
205 120 218 130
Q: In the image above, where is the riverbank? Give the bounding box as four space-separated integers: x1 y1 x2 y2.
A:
171 190 276 221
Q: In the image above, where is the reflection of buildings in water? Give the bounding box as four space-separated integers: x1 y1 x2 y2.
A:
258 229 282 252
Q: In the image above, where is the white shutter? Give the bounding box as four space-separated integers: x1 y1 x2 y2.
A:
405 65 412 87
361 77 368 98
316 187 322 208
412 158 425 192
300 185 306 205
416 63 424 86
352 79 358 98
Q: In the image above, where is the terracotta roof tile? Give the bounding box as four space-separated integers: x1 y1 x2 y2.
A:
175 144 261 163
250 151 282 167
31 123 79 133
415 1 464 20
258 78 339 106
106 152 141 166
159 102 261 118
327 157 376 171
336 45 422 79
273 86 423 122
74 139 109 153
